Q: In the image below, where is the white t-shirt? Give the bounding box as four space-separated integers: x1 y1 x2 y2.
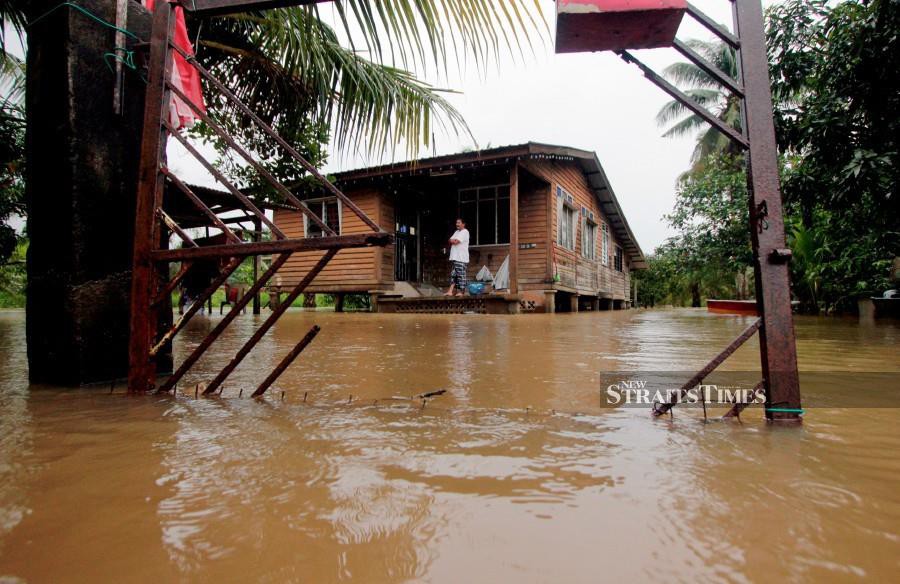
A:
449 229 470 263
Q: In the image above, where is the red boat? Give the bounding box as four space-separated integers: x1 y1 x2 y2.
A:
707 299 759 316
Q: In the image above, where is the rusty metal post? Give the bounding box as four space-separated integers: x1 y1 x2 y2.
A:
251 325 321 397
733 0 802 422
128 1 174 391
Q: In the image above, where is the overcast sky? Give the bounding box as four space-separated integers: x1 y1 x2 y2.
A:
170 0 743 254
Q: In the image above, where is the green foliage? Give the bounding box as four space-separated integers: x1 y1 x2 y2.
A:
666 155 752 277
642 0 898 313
637 156 753 307
771 0 899 311
0 239 26 308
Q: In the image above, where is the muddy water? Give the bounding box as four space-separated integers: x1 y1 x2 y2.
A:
0 309 898 583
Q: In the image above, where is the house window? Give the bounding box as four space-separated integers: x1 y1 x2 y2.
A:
304 198 341 238
614 245 624 272
557 186 577 251
582 217 597 260
601 222 610 266
458 185 510 245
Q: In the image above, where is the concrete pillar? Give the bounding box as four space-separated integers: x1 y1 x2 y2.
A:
570 294 579 313
25 0 155 385
542 290 556 313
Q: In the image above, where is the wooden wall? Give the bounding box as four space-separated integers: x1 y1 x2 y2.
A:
522 159 632 300
273 187 388 292
516 174 552 288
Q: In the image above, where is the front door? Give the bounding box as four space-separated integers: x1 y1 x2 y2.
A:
394 210 420 282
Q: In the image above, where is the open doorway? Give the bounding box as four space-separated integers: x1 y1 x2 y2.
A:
394 209 420 282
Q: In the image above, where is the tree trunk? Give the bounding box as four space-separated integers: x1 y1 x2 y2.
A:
691 282 702 308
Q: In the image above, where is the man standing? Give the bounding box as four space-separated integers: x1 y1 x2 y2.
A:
446 218 470 296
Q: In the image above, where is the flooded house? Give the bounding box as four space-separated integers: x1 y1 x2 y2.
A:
272 143 646 313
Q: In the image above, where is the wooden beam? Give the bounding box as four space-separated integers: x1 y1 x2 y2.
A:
151 232 392 261
509 162 519 295
128 1 174 392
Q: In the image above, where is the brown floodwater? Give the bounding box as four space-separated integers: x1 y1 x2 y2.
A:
0 308 898 583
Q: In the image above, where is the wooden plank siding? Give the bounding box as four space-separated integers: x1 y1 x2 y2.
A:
273 188 388 293
516 178 551 289
523 159 631 300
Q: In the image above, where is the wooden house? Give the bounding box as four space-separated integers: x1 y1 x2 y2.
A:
272 143 645 313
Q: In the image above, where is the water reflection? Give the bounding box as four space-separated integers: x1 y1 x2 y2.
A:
0 309 898 582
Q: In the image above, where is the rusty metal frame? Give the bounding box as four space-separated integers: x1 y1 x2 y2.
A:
129 0 390 394
615 0 802 422
251 325 321 397
652 319 760 417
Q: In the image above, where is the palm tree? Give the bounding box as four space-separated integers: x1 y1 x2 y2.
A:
655 39 742 168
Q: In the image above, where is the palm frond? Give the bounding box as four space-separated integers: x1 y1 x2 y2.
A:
655 88 722 126
660 61 718 89
199 9 473 158
655 38 743 166
661 114 709 139
0 0 26 107
326 0 548 73
0 51 25 107
683 39 736 75
193 1 547 158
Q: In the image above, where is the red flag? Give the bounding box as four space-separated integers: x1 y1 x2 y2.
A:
144 0 207 129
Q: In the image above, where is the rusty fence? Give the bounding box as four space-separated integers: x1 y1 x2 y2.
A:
128 0 390 394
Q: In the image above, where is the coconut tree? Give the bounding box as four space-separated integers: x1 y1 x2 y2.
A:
655 39 742 169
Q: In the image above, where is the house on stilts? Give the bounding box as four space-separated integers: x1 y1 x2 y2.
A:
272 143 646 313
